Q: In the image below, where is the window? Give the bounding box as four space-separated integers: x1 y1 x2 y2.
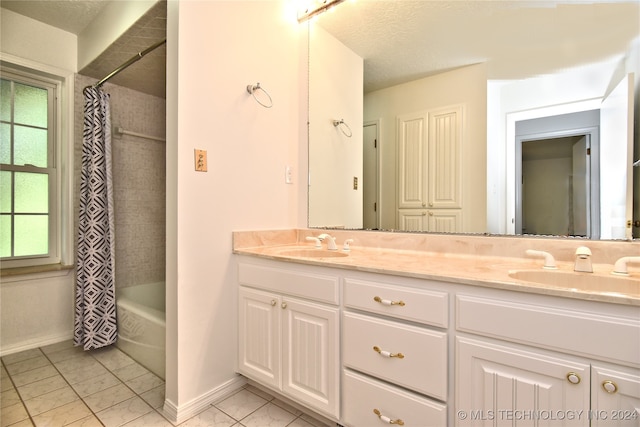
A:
0 68 59 268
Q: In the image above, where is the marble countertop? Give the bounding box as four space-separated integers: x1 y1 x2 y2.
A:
233 230 640 306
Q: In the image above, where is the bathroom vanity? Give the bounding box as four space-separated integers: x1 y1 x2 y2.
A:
233 230 640 427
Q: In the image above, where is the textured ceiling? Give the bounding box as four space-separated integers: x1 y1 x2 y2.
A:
1 0 167 98
4 1 638 97
315 0 640 93
1 0 110 34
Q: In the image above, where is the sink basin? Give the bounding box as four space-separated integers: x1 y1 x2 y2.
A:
276 248 349 258
509 270 639 295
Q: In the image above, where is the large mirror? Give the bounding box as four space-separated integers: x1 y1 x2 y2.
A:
307 0 639 240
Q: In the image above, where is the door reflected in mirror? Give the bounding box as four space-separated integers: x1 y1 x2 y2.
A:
307 0 639 240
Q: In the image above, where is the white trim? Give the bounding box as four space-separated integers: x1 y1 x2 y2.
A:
162 376 246 424
0 332 72 357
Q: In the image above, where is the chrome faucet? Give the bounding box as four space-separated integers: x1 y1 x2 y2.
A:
574 246 593 273
317 233 338 250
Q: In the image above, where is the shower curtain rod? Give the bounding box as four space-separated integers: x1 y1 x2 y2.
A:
89 39 166 89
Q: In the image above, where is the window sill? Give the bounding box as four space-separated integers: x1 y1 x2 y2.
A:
1 263 74 280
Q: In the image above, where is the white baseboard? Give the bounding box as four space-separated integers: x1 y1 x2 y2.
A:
0 331 72 357
162 376 247 424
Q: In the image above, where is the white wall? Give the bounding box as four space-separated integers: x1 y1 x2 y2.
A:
0 8 77 71
0 10 77 355
308 25 363 228
364 64 487 232
165 0 303 420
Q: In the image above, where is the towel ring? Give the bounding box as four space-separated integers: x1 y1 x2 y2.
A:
333 119 352 137
246 82 273 108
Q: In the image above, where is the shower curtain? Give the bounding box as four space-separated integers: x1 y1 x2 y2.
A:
74 86 117 350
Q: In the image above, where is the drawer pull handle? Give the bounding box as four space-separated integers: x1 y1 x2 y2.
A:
373 409 404 425
602 380 618 394
374 296 405 307
373 346 404 359
270 300 277 306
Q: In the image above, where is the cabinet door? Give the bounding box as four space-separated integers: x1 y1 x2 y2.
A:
591 363 640 427
238 287 280 389
281 297 340 419
456 337 590 426
398 209 427 231
427 209 461 232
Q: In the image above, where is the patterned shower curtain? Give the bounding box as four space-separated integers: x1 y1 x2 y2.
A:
74 86 117 350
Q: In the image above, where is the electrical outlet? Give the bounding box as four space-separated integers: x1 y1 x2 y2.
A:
353 176 358 190
194 149 207 172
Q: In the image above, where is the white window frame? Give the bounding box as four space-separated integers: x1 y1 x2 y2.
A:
0 56 74 270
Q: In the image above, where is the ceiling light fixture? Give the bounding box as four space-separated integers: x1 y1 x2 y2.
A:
297 0 346 23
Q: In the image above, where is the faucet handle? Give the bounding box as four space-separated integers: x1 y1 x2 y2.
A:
342 239 354 251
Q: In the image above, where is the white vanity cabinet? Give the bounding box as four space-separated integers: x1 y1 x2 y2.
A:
455 294 640 427
234 241 640 427
340 277 449 427
237 262 340 419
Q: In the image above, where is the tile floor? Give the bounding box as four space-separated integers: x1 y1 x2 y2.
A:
0 341 332 427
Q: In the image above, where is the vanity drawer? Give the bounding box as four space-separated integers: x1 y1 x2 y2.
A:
342 369 447 427
456 295 640 366
344 278 448 327
238 262 339 304
343 312 447 400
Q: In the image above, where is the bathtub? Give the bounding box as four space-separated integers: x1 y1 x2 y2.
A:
116 282 165 379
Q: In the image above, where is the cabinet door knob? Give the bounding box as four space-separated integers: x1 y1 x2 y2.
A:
373 346 405 359
281 302 287 309
270 300 276 306
373 408 404 425
602 380 618 394
373 296 406 307
566 372 581 384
